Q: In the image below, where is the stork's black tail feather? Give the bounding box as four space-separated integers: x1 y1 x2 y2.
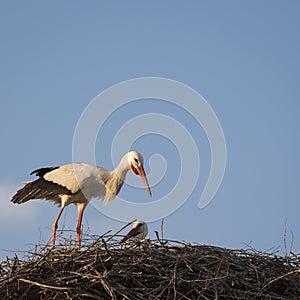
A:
11 178 72 204
30 167 59 177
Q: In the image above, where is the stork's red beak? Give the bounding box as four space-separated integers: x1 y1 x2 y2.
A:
120 227 139 244
131 165 152 197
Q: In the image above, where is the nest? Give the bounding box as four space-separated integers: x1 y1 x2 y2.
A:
1 230 300 300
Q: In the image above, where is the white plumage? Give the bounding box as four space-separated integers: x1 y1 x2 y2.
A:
120 220 148 245
12 151 151 247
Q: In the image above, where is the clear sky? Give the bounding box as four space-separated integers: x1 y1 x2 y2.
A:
1 1 299 260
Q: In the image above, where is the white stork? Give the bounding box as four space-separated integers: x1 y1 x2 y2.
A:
120 220 148 245
11 151 151 247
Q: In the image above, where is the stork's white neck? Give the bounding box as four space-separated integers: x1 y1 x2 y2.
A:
113 154 130 180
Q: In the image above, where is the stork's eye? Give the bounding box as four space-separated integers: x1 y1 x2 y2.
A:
134 158 138 163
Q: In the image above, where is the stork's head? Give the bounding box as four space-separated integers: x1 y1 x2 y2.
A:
127 151 152 197
120 220 148 244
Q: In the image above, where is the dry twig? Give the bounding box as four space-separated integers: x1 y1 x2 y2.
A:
0 232 300 299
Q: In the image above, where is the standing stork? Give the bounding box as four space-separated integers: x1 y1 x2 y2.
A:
11 151 151 247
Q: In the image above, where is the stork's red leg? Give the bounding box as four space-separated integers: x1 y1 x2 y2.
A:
76 204 85 247
52 206 65 247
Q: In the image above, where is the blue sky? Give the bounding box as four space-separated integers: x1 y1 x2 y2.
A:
1 1 300 259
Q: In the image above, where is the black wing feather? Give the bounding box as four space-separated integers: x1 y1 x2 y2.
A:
11 177 73 204
30 167 60 177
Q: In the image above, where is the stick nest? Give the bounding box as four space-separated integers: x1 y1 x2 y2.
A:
1 233 300 299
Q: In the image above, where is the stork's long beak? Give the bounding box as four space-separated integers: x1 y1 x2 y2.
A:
137 165 152 197
120 227 139 244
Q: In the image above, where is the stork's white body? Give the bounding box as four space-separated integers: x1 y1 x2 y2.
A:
12 152 151 247
43 163 121 206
